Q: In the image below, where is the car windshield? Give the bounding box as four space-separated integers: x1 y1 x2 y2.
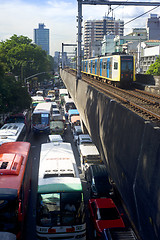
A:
53 110 60 114
97 207 120 220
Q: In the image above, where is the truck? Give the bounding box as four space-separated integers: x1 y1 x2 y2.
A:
77 134 102 171
100 228 138 240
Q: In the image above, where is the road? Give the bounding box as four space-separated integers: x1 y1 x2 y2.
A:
23 123 137 240
23 123 96 240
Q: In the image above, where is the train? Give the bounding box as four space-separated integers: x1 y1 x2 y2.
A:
81 53 136 88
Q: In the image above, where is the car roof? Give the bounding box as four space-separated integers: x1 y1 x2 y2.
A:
93 198 116 209
78 134 92 141
90 164 108 177
74 125 82 131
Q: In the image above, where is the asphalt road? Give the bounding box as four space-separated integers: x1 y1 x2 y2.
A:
23 123 95 240
23 122 137 240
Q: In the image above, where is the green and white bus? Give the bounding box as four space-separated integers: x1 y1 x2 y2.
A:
36 142 86 240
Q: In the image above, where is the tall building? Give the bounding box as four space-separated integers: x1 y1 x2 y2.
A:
147 14 160 40
34 23 49 54
84 16 124 58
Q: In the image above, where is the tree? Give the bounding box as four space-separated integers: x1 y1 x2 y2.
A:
0 34 54 114
146 56 160 75
0 34 53 83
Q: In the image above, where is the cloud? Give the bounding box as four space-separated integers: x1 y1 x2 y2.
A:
0 0 160 55
0 0 77 55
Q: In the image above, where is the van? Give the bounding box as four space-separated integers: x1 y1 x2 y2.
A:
85 164 113 198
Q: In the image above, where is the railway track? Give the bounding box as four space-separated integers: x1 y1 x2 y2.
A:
66 68 160 127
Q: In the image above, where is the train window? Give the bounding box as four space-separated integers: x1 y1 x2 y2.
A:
93 64 95 68
103 63 106 69
114 62 118 70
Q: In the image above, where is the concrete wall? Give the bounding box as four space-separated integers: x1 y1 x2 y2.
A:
60 69 160 240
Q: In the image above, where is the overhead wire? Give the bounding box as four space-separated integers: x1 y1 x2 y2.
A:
124 5 160 25
107 2 159 25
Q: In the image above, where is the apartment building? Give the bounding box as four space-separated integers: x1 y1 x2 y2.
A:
84 16 124 59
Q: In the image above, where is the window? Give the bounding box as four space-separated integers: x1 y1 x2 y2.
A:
114 62 118 70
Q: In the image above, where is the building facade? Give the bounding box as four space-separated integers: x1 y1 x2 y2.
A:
34 23 49 54
137 40 160 73
101 34 115 56
84 16 124 59
114 28 147 53
147 14 160 40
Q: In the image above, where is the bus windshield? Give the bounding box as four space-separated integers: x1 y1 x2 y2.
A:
37 192 85 227
32 113 49 125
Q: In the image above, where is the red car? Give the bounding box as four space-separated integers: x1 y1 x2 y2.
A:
88 198 125 238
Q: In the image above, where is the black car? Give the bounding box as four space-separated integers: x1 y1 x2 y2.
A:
85 164 113 198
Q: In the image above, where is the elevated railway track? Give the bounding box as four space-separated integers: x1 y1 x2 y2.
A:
67 68 160 127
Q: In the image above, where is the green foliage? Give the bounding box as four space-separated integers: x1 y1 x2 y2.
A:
146 56 160 75
0 34 54 114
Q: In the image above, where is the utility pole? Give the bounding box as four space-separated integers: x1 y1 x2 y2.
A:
77 0 83 81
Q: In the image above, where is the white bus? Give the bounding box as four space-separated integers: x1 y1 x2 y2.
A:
0 123 26 145
32 102 52 133
36 142 86 240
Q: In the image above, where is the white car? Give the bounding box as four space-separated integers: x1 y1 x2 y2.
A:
76 134 92 154
51 102 58 109
52 108 61 120
48 134 63 143
73 125 82 144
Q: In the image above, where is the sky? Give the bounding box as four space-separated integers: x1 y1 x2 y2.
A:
0 0 160 56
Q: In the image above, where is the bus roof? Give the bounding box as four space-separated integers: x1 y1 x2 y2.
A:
31 96 44 102
38 142 79 178
64 96 74 104
68 109 79 116
59 89 68 95
0 123 25 145
38 177 82 194
33 102 52 113
0 142 30 198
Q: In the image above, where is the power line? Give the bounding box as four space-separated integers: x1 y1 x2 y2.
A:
124 6 159 25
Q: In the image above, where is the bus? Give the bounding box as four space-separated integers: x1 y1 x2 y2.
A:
0 123 26 145
0 141 31 239
36 142 86 240
32 102 52 133
5 109 31 135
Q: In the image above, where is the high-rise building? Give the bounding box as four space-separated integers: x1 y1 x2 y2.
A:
34 23 49 54
147 14 160 40
84 16 124 58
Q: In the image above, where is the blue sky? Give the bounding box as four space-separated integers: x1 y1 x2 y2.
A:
0 0 160 56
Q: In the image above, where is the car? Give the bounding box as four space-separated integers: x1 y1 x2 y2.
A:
76 134 92 153
88 198 125 239
51 101 58 109
50 120 65 135
52 108 61 120
70 115 81 128
72 125 82 144
85 164 113 198
48 134 63 143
